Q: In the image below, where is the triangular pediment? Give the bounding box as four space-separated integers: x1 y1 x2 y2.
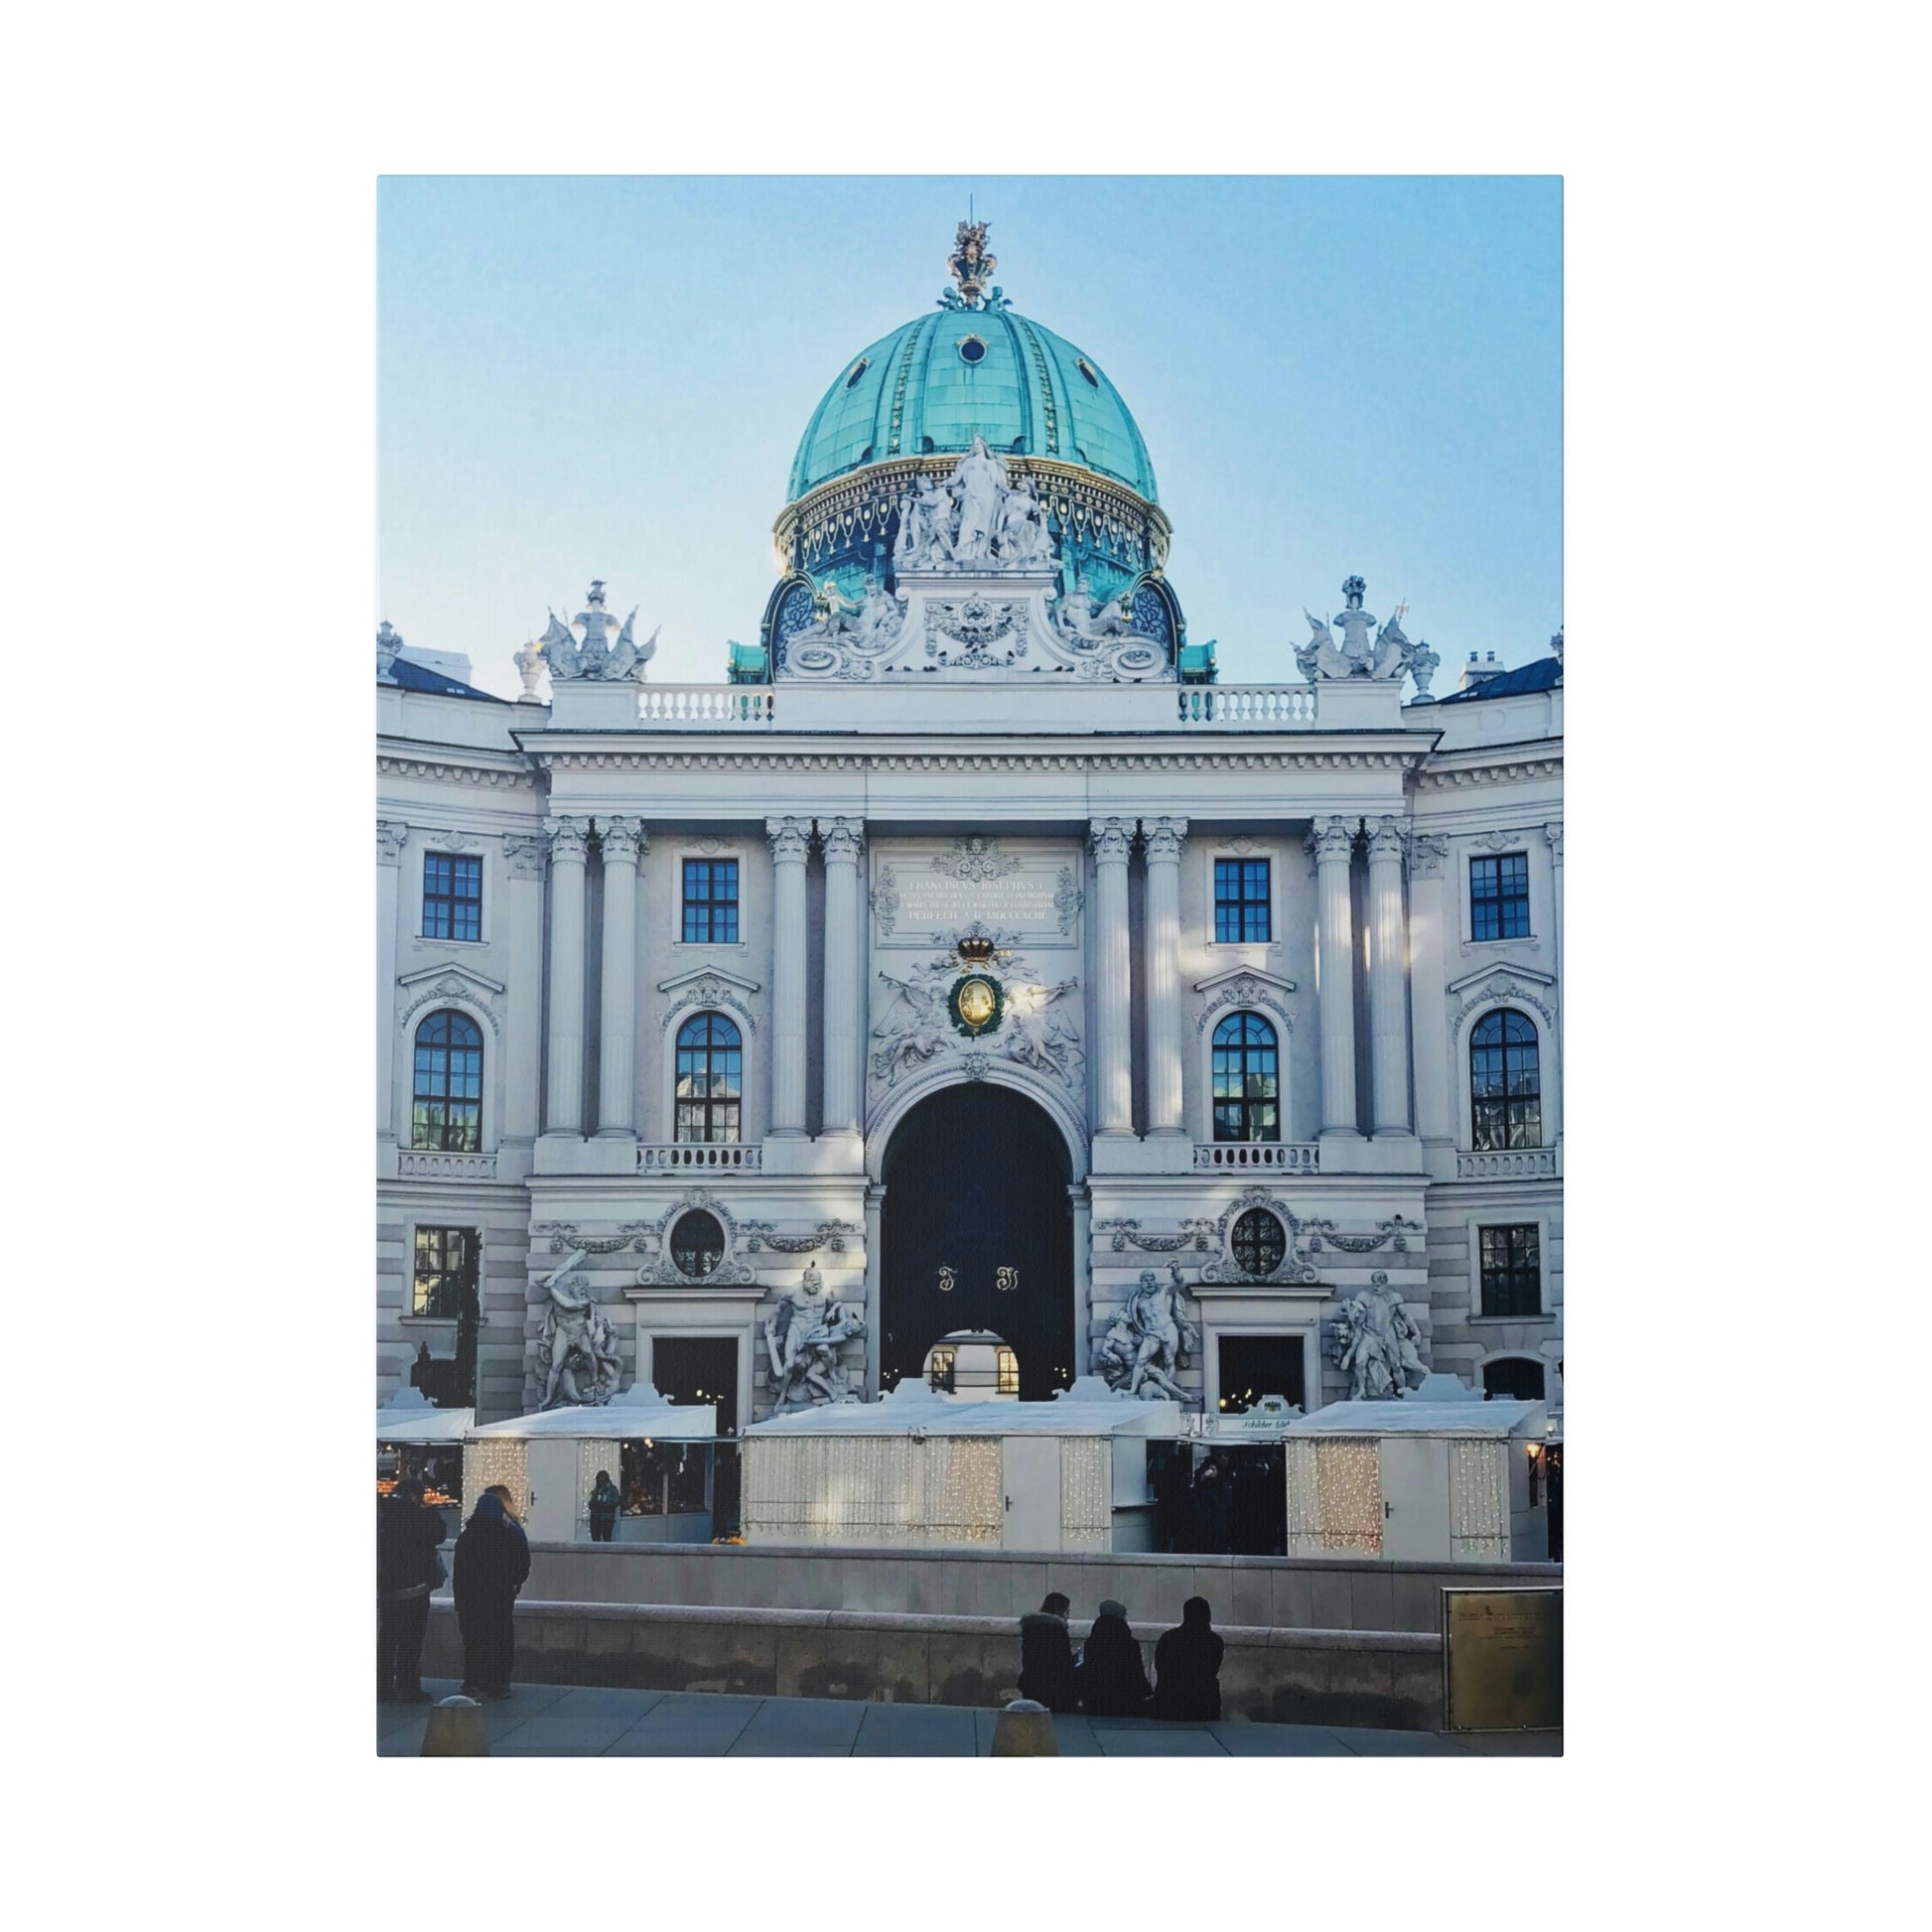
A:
1192 965 1298 997
396 962 506 999
656 965 761 998
1447 960 1557 998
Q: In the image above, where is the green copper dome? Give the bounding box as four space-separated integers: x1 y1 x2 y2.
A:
786 307 1159 505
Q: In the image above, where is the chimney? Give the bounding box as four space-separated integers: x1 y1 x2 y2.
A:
1458 650 1504 694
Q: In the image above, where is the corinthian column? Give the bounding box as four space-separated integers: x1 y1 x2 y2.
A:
1366 815 1414 1137
376 821 407 1141
1142 815 1187 1136
819 816 865 1140
542 815 591 1137
1309 816 1360 1140
596 817 646 1137
766 816 812 1138
1090 817 1137 1138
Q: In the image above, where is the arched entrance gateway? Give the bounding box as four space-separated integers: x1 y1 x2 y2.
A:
879 1083 1075 1402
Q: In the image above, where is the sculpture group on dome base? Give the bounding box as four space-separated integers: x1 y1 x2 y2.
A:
894 438 1049 574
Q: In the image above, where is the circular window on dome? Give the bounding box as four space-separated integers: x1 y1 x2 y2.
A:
844 356 870 390
1076 357 1101 387
669 1210 726 1280
1231 1208 1287 1279
957 335 988 365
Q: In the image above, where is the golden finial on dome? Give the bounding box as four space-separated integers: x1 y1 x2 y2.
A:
946 218 996 309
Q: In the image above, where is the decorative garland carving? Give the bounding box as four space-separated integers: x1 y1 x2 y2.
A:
1450 976 1559 1041
1053 866 1084 934
737 1219 863 1255
396 974 501 1036
533 1222 651 1257
931 836 1018 884
1194 974 1296 1037
1094 1216 1219 1254
870 863 901 935
657 975 759 1036
1300 1214 1424 1255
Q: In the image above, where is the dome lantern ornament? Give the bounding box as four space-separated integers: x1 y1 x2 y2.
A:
942 218 998 311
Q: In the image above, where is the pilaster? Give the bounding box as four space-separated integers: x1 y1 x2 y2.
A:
1142 815 1187 1136
375 820 407 1144
595 817 646 1138
819 816 865 1145
766 815 813 1139
1089 816 1137 1138
501 833 548 1157
542 814 591 1139
1309 815 1361 1141
1366 815 1414 1139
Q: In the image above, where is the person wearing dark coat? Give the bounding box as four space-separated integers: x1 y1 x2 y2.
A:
1017 1591 1079 1713
453 1487 531 1699
1075 1599 1152 1718
587 1469 621 1543
1191 1455 1232 1553
377 1476 447 1704
1152 1595 1225 1722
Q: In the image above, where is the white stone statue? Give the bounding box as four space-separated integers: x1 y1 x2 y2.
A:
948 435 1011 564
512 634 547 698
869 962 953 1085
897 475 957 569
896 444 1054 573
535 1249 623 1408
1332 575 1377 669
999 477 1046 563
1094 1267 1200 1401
543 582 655 682
376 621 402 679
1330 1277 1427 1400
1054 576 1134 646
1296 609 1351 681
764 1263 866 1408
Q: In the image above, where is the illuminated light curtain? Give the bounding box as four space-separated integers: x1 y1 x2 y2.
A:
1060 1438 1110 1549
1449 1440 1510 1564
1285 1439 1322 1558
1312 1439 1383 1555
462 1439 530 1522
576 1440 620 1523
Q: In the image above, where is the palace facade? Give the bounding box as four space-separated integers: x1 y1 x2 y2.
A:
375 232 1563 1440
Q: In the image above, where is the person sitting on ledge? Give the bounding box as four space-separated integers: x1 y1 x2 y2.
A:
1075 1599 1152 1718
1152 1596 1225 1722
1018 1592 1078 1714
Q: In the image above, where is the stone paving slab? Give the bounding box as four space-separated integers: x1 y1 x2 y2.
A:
730 1695 870 1756
851 1702 980 1757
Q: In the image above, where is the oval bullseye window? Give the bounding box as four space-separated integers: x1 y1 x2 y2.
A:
670 1210 726 1279
957 335 988 365
1231 1207 1286 1278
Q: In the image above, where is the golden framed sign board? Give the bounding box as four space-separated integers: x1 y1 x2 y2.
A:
1441 1587 1563 1732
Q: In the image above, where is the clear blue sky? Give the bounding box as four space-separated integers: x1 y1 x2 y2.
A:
378 177 1560 698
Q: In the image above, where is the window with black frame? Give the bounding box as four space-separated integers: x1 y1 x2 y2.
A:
1478 1223 1541 1317
423 852 483 941
682 858 740 944
668 1209 726 1279
1469 1009 1541 1149
412 1224 478 1317
1211 1012 1280 1141
412 1010 483 1150
1230 1207 1287 1278
1213 857 1271 943
1470 853 1530 941
674 1013 742 1143
1482 1355 1546 1401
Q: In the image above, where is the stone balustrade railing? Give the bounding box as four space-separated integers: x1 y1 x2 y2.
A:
397 1150 497 1180
638 1143 764 1173
1175 685 1318 728
1193 1141 1320 1173
1455 1148 1558 1178
637 687 776 728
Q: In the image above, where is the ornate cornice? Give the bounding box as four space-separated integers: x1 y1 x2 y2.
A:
766 815 812 864
1142 815 1188 865
1412 755 1564 792
820 816 866 865
1194 970 1297 1037
532 748 1424 775
1088 816 1135 863
599 816 647 865
1307 816 1356 864
376 820 408 867
377 754 537 791
545 815 591 863
502 833 547 880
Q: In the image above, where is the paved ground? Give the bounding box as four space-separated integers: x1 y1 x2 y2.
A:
378 1679 1560 1756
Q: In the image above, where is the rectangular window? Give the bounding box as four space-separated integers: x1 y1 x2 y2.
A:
423 853 483 942
412 1225 478 1319
682 858 740 944
1470 853 1530 942
1213 857 1271 944
1478 1224 1541 1318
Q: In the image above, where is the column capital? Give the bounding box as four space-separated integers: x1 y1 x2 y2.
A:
545 814 591 864
1307 815 1357 864
1142 815 1188 864
600 815 647 865
1544 821 1565 866
1405 831 1450 880
1088 815 1135 864
766 815 812 864
376 820 408 867
502 832 548 880
1366 814 1407 863
819 815 865 865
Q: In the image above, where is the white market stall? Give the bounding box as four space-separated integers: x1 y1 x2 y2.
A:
741 1376 1185 1553
1283 1373 1554 1565
464 1383 724 1544
376 1387 473 1512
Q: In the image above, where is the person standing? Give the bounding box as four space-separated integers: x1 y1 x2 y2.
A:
587 1468 621 1544
453 1487 530 1699
1152 1596 1225 1722
1075 1599 1152 1718
1017 1591 1078 1714
377 1476 446 1705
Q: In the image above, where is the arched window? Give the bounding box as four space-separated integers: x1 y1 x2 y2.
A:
1482 1356 1547 1402
1212 1012 1280 1142
675 1013 743 1143
412 1010 483 1151
1231 1207 1286 1278
1470 1009 1541 1150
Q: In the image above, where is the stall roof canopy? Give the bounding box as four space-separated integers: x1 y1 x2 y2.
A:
747 1377 1182 1439
376 1391 474 1444
467 1386 718 1441
1287 1383 1548 1440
